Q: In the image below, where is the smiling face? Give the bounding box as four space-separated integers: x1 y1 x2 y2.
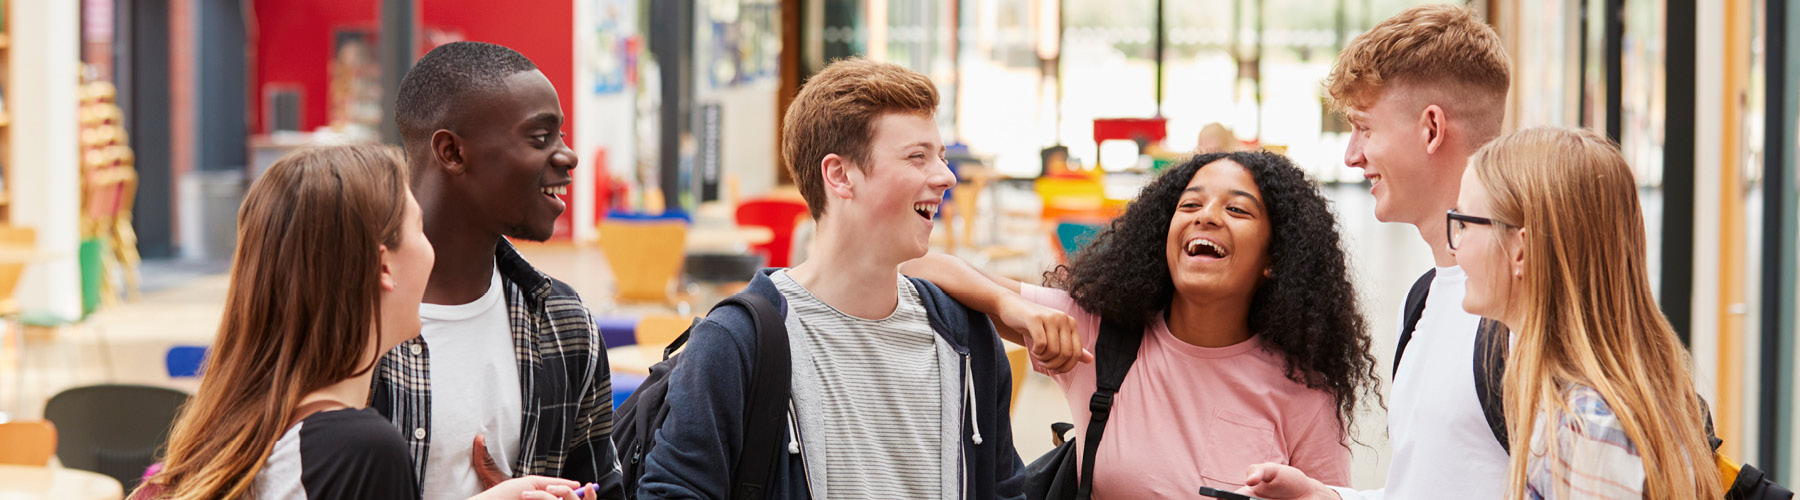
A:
1451 166 1519 322
455 70 576 242
1343 88 1456 226
837 112 955 264
1164 160 1273 301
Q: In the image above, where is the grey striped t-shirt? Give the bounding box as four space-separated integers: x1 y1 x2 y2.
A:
772 271 944 499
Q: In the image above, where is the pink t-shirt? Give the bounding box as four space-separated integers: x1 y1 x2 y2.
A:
1021 285 1350 497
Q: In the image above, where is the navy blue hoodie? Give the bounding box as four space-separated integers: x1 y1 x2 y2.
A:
636 269 1026 499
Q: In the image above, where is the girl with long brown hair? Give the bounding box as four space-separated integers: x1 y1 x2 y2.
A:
134 145 589 500
1450 127 1721 500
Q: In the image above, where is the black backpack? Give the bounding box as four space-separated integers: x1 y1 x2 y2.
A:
1023 318 1142 500
613 293 792 500
1396 269 1792 500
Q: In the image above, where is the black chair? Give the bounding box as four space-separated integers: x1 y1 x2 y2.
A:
683 253 766 310
43 384 190 491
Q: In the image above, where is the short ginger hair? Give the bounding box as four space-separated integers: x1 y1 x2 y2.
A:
782 58 939 219
1327 4 1511 143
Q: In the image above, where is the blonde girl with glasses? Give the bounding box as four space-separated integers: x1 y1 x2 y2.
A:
1449 127 1720 500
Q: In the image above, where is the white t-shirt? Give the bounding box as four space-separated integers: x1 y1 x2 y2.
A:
418 266 524 500
1334 266 1510 500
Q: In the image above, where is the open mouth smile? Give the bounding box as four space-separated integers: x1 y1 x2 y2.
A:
1183 237 1228 258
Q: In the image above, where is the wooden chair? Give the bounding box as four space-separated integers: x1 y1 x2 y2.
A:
1006 343 1029 412
0 225 37 317
598 219 689 306
0 420 57 465
635 315 692 358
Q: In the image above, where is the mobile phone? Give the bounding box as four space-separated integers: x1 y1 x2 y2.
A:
1198 486 1266 500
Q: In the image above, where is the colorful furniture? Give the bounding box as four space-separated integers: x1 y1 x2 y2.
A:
1005 344 1028 411
734 198 809 268
43 384 189 491
1052 221 1105 264
0 420 57 466
164 345 208 378
599 218 689 305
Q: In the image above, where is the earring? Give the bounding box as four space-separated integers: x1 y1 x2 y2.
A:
1263 268 1273 278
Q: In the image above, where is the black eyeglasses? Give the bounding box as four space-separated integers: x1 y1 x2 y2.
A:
1446 209 1496 251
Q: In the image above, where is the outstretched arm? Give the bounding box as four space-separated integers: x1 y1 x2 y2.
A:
900 253 1092 373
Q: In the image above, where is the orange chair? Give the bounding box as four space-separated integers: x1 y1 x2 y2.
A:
734 198 809 268
0 420 57 465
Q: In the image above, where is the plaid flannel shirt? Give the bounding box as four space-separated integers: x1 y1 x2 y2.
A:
1526 385 1646 500
371 239 625 499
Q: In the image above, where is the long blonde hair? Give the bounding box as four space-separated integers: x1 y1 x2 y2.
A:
136 145 410 500
1471 127 1719 500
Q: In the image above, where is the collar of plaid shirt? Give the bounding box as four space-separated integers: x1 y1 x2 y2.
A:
370 238 622 492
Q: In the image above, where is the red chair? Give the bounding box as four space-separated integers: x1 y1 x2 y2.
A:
735 198 809 268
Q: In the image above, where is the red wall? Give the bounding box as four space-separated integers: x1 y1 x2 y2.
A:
251 0 378 134
421 0 576 151
251 0 576 143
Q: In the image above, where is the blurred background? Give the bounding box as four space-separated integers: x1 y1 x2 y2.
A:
0 0 1791 496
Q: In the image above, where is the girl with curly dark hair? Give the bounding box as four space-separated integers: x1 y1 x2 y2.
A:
904 150 1380 496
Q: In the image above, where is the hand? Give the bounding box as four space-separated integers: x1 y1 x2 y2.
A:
472 434 511 490
467 476 589 500
1239 463 1342 500
996 295 1092 373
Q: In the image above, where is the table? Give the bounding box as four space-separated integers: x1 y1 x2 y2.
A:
0 464 124 500
0 248 57 264
685 226 773 252
607 344 663 376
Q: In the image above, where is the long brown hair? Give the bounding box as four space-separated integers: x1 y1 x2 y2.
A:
1472 128 1720 500
138 145 410 500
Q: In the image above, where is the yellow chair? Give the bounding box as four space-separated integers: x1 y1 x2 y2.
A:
0 420 57 466
635 315 693 357
1035 176 1115 221
1006 343 1029 411
599 219 689 305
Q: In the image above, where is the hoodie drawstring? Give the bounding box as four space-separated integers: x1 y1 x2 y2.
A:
965 355 982 445
786 406 802 454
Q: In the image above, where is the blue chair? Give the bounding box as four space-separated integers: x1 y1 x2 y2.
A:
165 345 208 378
612 372 648 409
605 209 692 224
595 316 639 348
1054 221 1104 262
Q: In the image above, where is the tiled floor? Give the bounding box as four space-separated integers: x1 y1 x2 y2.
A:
0 182 1427 490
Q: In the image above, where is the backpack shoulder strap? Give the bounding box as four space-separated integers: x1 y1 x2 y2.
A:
725 292 790 500
1077 317 1145 499
1472 319 1510 453
1395 269 1437 377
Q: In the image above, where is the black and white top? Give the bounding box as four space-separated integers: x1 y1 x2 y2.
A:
771 270 946 499
254 407 420 500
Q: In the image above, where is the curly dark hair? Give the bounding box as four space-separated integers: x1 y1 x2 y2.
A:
1046 151 1381 435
